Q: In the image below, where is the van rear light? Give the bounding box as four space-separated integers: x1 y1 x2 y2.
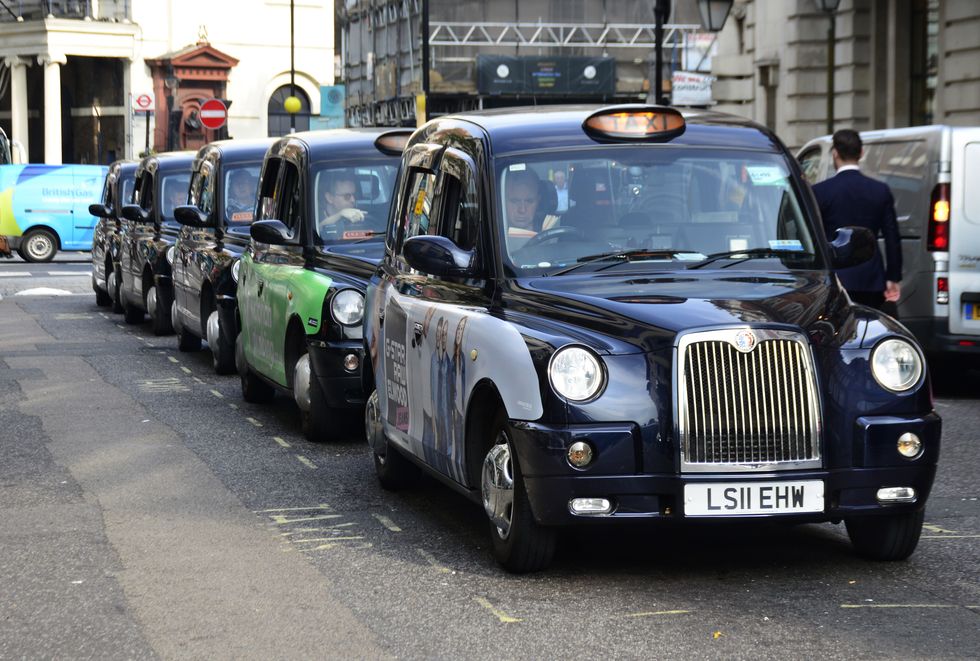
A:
936 276 948 304
928 183 950 251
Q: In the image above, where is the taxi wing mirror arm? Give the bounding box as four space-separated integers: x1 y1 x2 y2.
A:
403 235 476 278
121 204 151 225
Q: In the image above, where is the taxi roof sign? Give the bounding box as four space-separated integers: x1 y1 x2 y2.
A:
583 105 686 143
375 129 414 155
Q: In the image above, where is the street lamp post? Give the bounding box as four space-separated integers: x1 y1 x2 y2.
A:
288 0 296 133
815 0 842 134
653 0 671 105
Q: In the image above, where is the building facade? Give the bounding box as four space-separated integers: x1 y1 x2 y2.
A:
711 0 980 149
0 0 334 164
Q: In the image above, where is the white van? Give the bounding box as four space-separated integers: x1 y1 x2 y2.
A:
798 125 980 362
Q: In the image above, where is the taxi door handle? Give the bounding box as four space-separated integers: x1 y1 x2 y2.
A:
377 309 385 328
257 280 265 297
413 322 423 345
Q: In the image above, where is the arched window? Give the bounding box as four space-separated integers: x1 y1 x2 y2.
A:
268 85 311 137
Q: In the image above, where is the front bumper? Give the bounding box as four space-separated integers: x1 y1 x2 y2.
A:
511 413 941 526
307 339 367 409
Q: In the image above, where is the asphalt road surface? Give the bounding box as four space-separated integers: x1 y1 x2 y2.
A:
1 257 978 659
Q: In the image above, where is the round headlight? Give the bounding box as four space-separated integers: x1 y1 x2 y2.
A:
548 345 605 401
871 338 923 392
231 259 241 283
166 246 175 265
331 289 364 326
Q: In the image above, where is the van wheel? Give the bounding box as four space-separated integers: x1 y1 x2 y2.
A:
482 409 557 573
845 509 924 561
18 228 57 263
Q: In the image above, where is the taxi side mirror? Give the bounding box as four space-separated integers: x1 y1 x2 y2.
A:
121 204 152 224
250 219 291 245
174 205 210 228
88 203 111 219
830 226 876 269
403 235 476 278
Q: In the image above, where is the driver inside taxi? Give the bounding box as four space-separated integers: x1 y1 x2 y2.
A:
319 172 366 234
504 169 541 235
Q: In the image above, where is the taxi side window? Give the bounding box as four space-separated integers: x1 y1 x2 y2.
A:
278 161 304 236
443 174 480 253
398 168 440 247
255 158 281 221
101 173 115 208
188 161 214 218
134 173 153 211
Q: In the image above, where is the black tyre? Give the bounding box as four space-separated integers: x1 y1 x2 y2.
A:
18 228 57 263
176 326 201 352
374 442 421 490
845 508 925 561
94 282 112 307
483 409 557 573
207 309 236 375
148 286 174 336
123 300 143 324
296 351 348 442
241 367 275 404
108 269 124 313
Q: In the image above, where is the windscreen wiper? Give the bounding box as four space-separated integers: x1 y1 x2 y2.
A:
548 249 702 276
686 248 816 270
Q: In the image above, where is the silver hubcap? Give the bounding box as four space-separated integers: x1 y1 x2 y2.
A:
26 234 53 260
107 272 116 298
482 437 515 539
206 310 221 349
146 286 157 319
293 353 312 411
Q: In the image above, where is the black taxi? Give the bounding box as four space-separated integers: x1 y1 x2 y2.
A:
363 105 941 573
171 138 275 373
235 129 409 441
89 159 137 312
119 151 194 333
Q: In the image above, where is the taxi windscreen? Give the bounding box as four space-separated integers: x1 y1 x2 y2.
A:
497 149 822 275
224 165 261 225
160 173 191 222
314 163 399 244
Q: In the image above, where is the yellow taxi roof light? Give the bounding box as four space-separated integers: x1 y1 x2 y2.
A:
583 106 686 143
375 130 413 155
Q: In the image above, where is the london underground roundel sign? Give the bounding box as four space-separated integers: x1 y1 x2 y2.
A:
200 98 227 130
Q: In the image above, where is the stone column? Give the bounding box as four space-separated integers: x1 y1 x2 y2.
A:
38 53 67 165
4 56 30 160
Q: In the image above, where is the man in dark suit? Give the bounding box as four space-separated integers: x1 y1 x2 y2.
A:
813 129 902 310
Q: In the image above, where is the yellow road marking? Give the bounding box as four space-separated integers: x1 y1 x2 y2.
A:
474 597 521 624
372 514 402 532
292 536 365 543
921 534 980 539
255 505 332 513
625 610 692 618
268 513 342 525
228 403 238 410
841 604 964 609
192 376 205 384
246 417 263 427
180 366 192 374
116 324 125 329
273 436 291 448
923 524 959 534
168 356 179 364
210 389 223 398
296 455 317 469
417 548 451 574
279 524 355 536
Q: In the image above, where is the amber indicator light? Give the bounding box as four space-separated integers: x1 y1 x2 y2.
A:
927 182 950 251
375 130 413 155
583 106 686 142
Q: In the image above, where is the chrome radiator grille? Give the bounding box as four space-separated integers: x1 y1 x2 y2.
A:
677 329 821 472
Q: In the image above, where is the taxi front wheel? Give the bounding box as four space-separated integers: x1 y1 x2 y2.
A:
483 410 557 573
845 508 924 561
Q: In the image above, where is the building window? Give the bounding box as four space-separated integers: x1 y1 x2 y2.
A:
910 0 938 126
268 86 311 137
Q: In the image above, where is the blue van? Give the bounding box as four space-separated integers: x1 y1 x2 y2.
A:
0 162 108 262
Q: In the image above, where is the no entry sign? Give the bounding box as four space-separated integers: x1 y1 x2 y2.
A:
200 98 227 130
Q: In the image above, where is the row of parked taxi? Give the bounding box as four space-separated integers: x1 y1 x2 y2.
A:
89 105 940 573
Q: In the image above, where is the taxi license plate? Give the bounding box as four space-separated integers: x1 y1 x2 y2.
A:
964 303 980 321
684 480 824 517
